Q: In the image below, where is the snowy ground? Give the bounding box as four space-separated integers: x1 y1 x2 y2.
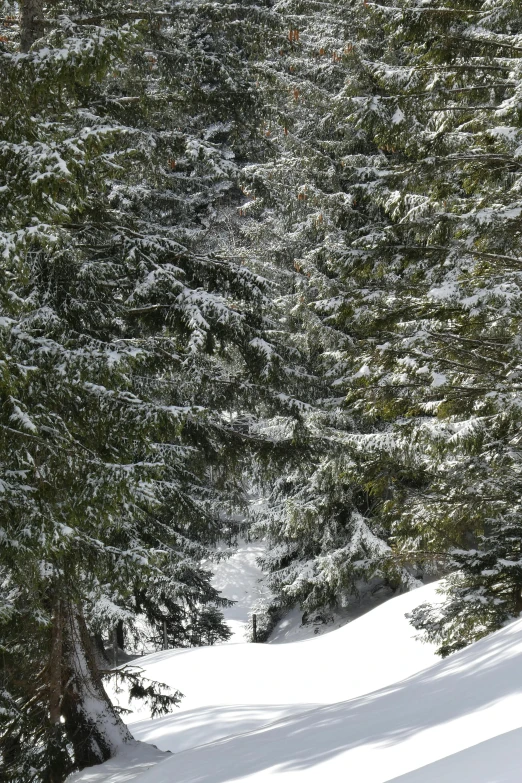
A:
209 539 270 644
69 543 522 783
107 581 441 754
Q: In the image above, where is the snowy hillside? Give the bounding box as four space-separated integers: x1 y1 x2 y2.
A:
71 581 522 783
70 572 522 783
130 608 522 783
110 581 441 752
69 581 445 782
67 542 522 783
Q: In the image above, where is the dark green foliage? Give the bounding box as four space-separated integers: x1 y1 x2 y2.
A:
0 0 284 779
337 0 522 651
410 513 522 657
240 0 420 621
4 0 522 778
111 667 182 718
240 0 522 652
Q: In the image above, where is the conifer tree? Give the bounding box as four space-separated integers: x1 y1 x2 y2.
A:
239 0 418 623
330 0 522 652
241 0 522 638
0 0 282 778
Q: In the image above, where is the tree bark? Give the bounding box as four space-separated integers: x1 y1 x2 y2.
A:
49 599 63 727
60 601 133 770
116 619 125 651
20 0 46 52
93 632 111 665
514 585 522 615
112 626 118 666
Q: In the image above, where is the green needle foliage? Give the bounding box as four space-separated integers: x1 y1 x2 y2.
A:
0 0 286 779
4 0 522 777
239 0 420 625
337 0 522 653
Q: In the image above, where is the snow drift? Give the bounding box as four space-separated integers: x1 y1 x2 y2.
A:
104 582 440 753
138 611 522 783
70 577 522 783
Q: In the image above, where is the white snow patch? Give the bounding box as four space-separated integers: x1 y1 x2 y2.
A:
211 539 270 643
84 600 522 783
431 372 447 388
86 583 442 772
71 539 522 783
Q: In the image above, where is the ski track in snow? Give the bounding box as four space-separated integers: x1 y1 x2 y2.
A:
69 541 522 782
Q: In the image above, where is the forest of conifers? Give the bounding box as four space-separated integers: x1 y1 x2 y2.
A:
2 0 522 779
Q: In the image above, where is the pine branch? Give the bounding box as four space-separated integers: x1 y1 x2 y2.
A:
447 35 522 53
379 245 522 269
368 3 485 15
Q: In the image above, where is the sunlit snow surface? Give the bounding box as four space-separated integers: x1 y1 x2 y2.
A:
69 544 522 782
209 539 270 644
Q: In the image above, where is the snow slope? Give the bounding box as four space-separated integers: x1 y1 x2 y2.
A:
67 743 167 783
130 613 522 783
71 548 522 783
108 582 441 755
69 581 442 783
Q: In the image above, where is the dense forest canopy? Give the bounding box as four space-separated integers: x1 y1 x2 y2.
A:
2 0 522 779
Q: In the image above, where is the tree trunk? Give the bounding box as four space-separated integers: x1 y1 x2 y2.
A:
45 598 73 782
116 620 125 651
60 601 133 770
20 0 46 52
514 585 522 615
49 599 63 727
93 632 111 666
112 626 119 666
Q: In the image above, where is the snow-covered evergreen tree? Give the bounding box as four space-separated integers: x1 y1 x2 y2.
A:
410 513 522 657
0 0 284 778
333 0 522 651
241 0 522 638
238 0 418 622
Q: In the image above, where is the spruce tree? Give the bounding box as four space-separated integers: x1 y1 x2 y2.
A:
240 0 522 638
238 0 421 625
331 0 522 652
0 0 281 778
